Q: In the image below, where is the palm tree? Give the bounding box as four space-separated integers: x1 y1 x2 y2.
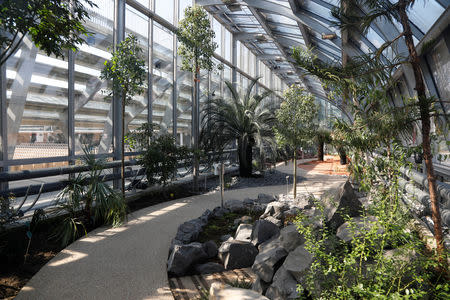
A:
200 79 277 177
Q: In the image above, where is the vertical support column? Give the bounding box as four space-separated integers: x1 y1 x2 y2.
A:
173 0 178 140
255 58 259 95
113 0 125 189
148 0 154 127
68 50 75 171
231 34 237 90
0 63 8 193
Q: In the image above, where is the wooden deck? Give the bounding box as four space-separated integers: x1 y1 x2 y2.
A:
168 268 256 300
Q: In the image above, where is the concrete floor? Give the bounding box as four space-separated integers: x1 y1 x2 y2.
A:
15 160 347 300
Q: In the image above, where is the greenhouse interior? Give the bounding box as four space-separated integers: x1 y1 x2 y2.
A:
0 0 449 299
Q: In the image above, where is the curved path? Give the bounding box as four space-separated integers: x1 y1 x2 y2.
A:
16 161 347 300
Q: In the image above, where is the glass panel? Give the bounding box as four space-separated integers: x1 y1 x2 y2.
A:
155 0 174 24
179 0 192 20
408 0 444 33
213 18 222 55
125 5 149 143
72 0 114 155
224 29 232 62
153 23 174 135
223 65 232 99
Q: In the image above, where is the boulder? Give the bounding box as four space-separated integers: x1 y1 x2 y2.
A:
336 216 383 242
252 241 288 282
168 239 183 257
283 245 313 283
234 224 253 242
203 240 219 258
280 225 305 252
258 235 281 252
256 193 277 204
175 219 205 243
194 262 225 274
263 216 282 227
243 198 255 206
251 220 280 246
265 266 299 300
218 239 258 270
322 181 363 231
220 234 232 242
260 201 287 220
167 242 208 276
252 277 270 295
212 207 230 218
210 282 269 300
224 199 244 212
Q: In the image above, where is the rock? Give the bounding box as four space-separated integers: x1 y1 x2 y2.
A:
280 225 305 252
212 207 230 218
220 234 232 242
251 220 280 246
260 201 287 220
252 241 288 282
383 248 417 263
194 262 225 274
175 219 205 243
283 245 313 283
235 224 253 242
265 265 299 299
263 216 283 227
257 193 277 204
322 181 363 231
218 239 258 270
203 240 219 258
243 198 255 206
167 242 208 276
169 239 183 257
336 216 383 242
224 199 244 212
258 234 281 252
209 282 269 300
233 215 252 226
252 277 270 294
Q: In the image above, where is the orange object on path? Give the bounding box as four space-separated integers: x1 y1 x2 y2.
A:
298 155 349 176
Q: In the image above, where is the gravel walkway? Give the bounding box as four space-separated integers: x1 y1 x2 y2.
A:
15 160 347 300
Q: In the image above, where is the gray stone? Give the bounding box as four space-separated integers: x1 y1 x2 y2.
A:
322 181 363 231
257 193 277 204
234 224 253 242
224 199 245 212
243 198 255 206
167 242 208 276
252 277 270 295
263 216 283 227
280 225 305 252
210 282 269 300
258 234 281 252
252 241 288 282
194 262 225 274
265 266 299 300
212 207 231 218
218 239 258 270
260 201 287 220
283 245 313 283
203 240 219 258
168 239 183 257
251 220 280 246
336 216 383 242
175 219 205 243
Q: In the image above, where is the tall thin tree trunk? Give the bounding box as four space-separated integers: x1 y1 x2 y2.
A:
293 150 297 198
318 138 324 161
193 60 199 191
121 92 126 198
398 0 446 262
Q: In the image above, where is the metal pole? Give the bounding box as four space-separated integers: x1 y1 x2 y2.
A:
0 61 8 194
220 162 224 207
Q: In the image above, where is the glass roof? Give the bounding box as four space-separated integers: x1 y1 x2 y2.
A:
197 0 448 106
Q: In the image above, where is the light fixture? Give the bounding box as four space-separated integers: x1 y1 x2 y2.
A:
275 56 283 62
322 33 337 40
255 34 267 42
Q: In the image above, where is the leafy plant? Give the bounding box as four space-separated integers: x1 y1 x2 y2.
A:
200 79 276 177
295 146 447 298
24 208 46 263
127 123 190 187
275 85 318 197
177 5 218 190
101 34 147 196
0 0 96 66
52 148 127 246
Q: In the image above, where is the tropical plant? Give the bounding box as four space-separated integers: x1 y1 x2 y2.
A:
275 85 318 197
315 128 332 162
293 0 447 264
0 0 96 66
127 123 190 188
52 148 127 246
101 34 147 197
177 5 218 190
200 79 276 177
